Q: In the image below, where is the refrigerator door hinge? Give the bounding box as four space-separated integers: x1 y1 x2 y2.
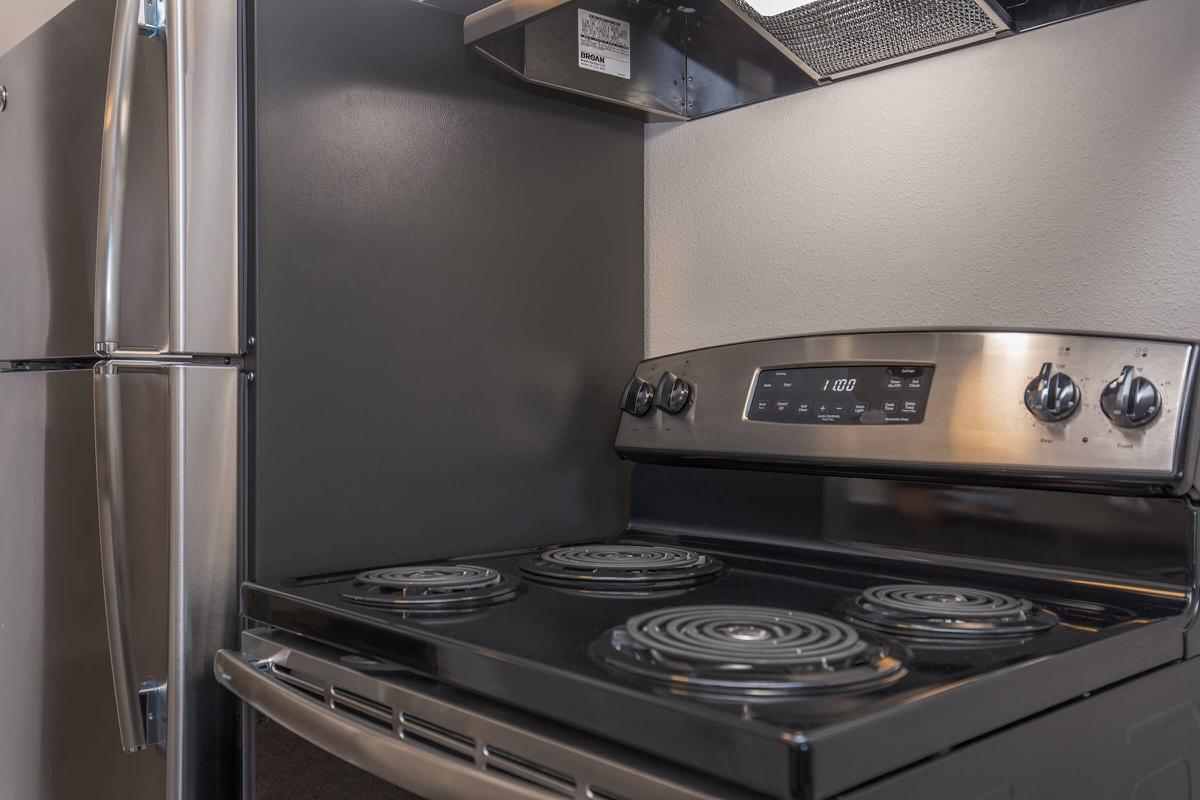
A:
137 0 166 38
139 680 167 747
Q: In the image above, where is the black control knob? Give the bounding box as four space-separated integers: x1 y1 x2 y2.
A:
655 372 691 415
1024 362 1079 422
1100 365 1160 428
619 377 655 417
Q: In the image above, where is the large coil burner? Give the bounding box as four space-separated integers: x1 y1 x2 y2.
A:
520 544 724 593
846 584 1058 640
597 605 906 698
339 564 519 611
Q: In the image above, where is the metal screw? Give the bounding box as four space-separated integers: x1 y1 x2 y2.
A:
245 371 256 382
247 336 256 346
0 86 7 112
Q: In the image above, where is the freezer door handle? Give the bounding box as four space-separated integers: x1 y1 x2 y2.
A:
94 0 153 357
95 0 240 357
213 650 563 800
94 360 169 751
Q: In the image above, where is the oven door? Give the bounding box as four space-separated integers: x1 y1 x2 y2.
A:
216 629 763 800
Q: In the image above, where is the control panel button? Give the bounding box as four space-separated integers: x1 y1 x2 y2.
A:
881 400 897 413
655 372 692 415
619 377 655 417
1100 366 1160 428
1024 362 1079 422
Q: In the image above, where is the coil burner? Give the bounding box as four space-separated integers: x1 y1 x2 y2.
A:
597 605 905 698
520 544 724 593
847 584 1058 640
339 564 518 611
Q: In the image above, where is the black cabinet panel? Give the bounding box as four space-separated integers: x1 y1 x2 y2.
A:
251 0 644 580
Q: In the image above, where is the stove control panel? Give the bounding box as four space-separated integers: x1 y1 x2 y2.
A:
747 365 933 425
615 331 1200 494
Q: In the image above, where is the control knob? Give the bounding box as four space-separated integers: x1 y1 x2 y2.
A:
1100 366 1160 428
619 377 655 417
1024 362 1079 422
655 372 691 415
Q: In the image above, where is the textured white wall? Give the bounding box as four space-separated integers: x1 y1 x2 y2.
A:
1 0 77 56
645 0 1200 357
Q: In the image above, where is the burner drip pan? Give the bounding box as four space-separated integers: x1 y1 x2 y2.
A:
847 584 1058 639
597 605 906 698
520 544 723 593
340 564 519 611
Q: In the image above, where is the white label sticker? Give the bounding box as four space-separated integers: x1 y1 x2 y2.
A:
578 9 631 79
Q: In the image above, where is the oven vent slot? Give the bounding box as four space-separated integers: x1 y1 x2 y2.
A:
588 788 632 800
269 663 325 703
399 712 477 761
330 686 394 730
484 745 576 796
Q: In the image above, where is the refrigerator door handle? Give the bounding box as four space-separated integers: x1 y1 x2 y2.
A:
95 0 162 358
213 650 563 800
94 361 168 752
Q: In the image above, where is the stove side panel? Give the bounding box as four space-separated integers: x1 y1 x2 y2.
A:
839 656 1200 800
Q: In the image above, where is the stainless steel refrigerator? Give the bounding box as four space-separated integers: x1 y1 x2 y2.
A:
0 0 241 796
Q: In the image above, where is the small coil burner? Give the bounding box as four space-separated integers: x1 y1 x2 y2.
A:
597 605 906 698
846 584 1058 640
339 564 518 611
520 544 724 593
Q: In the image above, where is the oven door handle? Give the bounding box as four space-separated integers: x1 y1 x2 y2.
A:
213 649 563 800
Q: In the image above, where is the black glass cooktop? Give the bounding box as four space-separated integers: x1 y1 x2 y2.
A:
244 538 1187 799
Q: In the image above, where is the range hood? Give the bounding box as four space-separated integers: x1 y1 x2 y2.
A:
465 0 1143 120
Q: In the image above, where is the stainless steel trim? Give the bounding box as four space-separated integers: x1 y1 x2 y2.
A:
95 0 149 357
464 0 572 44
94 359 168 752
165 0 240 356
214 650 562 800
222 630 756 800
616 331 1197 490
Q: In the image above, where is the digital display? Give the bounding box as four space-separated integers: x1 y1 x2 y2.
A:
747 365 934 425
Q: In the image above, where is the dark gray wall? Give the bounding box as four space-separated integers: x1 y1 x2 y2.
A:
251 0 645 580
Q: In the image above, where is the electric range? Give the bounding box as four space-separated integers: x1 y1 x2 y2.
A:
222 330 1200 800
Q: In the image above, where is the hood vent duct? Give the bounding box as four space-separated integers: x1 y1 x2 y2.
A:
465 0 1142 120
